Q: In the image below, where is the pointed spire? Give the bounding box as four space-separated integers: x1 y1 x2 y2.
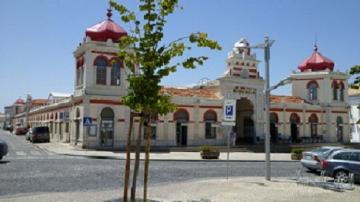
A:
106 8 112 20
313 33 318 52
313 43 318 52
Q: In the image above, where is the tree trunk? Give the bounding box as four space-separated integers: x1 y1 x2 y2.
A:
123 112 134 202
143 113 152 201
130 115 144 201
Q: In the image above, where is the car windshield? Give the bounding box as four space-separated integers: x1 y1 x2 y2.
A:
312 148 330 154
34 127 49 133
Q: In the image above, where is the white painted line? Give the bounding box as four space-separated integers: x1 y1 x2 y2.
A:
15 151 26 156
30 151 41 156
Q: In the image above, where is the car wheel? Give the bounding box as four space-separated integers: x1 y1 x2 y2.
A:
335 170 349 182
0 156 2 160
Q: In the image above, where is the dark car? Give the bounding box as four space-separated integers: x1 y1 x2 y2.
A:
15 127 28 135
0 139 8 160
29 126 50 143
322 149 360 182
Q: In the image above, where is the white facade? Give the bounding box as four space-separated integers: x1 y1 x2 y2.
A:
349 90 360 142
10 11 352 149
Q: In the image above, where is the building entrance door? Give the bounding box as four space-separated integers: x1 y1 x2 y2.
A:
176 123 187 146
235 98 255 145
100 108 115 148
100 120 114 147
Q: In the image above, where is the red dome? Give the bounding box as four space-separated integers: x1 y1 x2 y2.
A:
298 45 334 72
85 9 127 42
15 98 25 105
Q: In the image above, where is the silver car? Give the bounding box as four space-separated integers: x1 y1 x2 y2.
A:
322 149 360 182
300 146 343 171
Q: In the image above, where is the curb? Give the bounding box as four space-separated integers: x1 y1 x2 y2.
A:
60 153 297 163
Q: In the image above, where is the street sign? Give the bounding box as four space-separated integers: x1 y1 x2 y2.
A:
223 99 236 122
83 117 92 126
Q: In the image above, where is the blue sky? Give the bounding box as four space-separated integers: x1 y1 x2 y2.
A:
1 0 359 112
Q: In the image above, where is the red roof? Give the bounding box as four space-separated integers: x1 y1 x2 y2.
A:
15 98 25 105
85 9 127 42
298 45 334 72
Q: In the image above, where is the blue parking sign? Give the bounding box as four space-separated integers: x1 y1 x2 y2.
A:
223 99 236 122
225 105 233 116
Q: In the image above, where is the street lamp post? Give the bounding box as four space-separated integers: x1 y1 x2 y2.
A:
252 36 275 181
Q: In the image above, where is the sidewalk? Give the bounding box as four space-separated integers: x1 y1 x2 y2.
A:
1 177 359 202
35 142 293 161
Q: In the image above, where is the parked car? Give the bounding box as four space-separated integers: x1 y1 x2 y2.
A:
300 146 343 171
29 126 50 143
321 149 360 183
15 127 28 135
0 139 8 160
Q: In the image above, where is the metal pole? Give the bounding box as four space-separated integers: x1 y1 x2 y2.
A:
227 126 230 181
264 36 271 181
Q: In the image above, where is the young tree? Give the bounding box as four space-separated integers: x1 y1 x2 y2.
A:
109 0 221 201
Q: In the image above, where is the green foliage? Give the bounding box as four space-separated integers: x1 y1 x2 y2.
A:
109 0 222 117
291 148 303 155
200 145 218 153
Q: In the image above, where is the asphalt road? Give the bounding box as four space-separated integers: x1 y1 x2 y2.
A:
0 129 312 198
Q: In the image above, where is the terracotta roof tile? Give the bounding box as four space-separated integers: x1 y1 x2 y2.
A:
31 99 48 105
270 95 304 104
160 87 221 99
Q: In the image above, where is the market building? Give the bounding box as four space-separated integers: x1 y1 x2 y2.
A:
9 9 351 149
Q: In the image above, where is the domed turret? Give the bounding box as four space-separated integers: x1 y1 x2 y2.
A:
233 38 251 56
14 98 25 105
85 9 127 42
298 44 334 72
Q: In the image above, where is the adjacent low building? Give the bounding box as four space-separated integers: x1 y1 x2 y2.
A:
9 9 351 149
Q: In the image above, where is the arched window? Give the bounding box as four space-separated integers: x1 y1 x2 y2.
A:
309 114 318 138
204 110 217 139
336 116 343 142
339 82 345 101
174 109 189 122
95 56 108 85
332 81 338 100
307 81 318 101
110 59 121 86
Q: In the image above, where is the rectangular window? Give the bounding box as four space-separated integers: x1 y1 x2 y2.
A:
65 122 69 133
333 88 338 100
340 89 344 101
96 67 107 85
205 122 216 139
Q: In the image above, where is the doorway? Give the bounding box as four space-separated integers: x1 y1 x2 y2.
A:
270 113 278 143
100 107 115 147
235 98 255 145
174 109 189 146
290 113 300 143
